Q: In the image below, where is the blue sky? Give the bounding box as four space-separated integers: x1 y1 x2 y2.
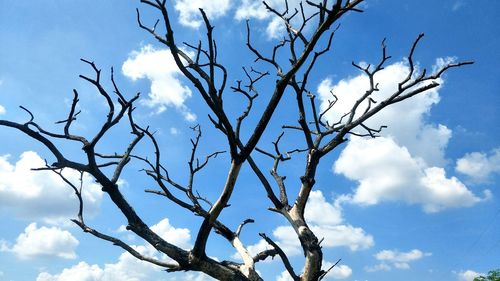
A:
0 1 499 281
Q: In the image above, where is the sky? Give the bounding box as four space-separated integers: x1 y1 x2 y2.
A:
0 0 499 281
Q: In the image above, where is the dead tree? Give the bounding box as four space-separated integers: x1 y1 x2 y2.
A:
0 1 472 280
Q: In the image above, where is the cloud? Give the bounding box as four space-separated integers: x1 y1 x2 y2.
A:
150 218 192 250
305 190 343 225
37 218 204 281
322 262 353 279
122 45 196 121
365 249 431 272
456 148 500 182
277 262 352 280
0 151 102 224
319 62 449 166
452 1 466 11
173 0 231 28
334 137 487 213
37 262 103 281
235 0 316 39
1 223 78 260
456 270 484 281
170 127 180 135
317 61 488 212
364 263 391 272
310 224 374 251
0 104 5 115
243 190 373 259
36 250 161 281
276 271 294 281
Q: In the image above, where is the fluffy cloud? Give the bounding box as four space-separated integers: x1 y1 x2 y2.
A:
173 0 231 28
122 45 196 121
365 249 431 272
0 104 5 115
322 262 353 280
150 218 191 250
276 262 352 280
0 223 78 260
456 270 484 281
335 137 487 213
310 224 374 251
318 61 488 212
243 190 373 260
37 218 204 281
235 0 315 38
305 190 343 225
36 250 161 281
319 62 449 166
0 151 102 224
456 148 500 182
37 262 103 281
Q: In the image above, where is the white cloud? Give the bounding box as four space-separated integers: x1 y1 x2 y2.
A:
0 104 5 115
170 127 180 135
235 0 269 20
235 0 316 39
0 151 102 224
456 148 500 182
305 189 343 226
36 253 215 281
37 218 197 281
364 263 391 272
36 250 161 281
322 262 352 280
311 224 374 251
174 0 231 28
335 137 487 213
365 249 431 272
276 271 294 281
122 45 196 121
244 190 373 259
318 61 488 212
319 62 449 166
150 218 191 250
1 223 78 260
456 270 483 281
37 262 103 281
276 262 352 280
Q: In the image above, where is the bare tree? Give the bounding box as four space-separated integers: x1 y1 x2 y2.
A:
0 1 472 280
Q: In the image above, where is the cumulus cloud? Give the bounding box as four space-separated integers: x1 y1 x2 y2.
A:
321 262 353 279
0 151 102 224
37 218 204 281
242 190 373 260
0 223 79 260
456 270 484 281
334 137 487 213
365 249 431 272
37 262 103 281
150 218 191 249
0 104 5 115
277 262 352 280
456 148 500 182
319 62 449 166
122 45 196 121
36 250 161 281
235 0 315 39
317 61 488 212
173 0 231 28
